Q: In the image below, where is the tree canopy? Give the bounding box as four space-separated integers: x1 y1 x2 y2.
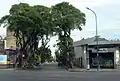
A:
51 2 86 68
0 2 86 69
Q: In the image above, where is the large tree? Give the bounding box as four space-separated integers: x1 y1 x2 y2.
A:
0 3 34 67
51 2 86 68
0 3 54 68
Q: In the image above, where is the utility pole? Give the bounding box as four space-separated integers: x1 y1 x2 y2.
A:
86 7 100 71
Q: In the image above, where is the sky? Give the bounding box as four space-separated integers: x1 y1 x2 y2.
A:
0 0 120 55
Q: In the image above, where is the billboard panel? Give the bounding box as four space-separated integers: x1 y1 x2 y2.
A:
0 55 7 64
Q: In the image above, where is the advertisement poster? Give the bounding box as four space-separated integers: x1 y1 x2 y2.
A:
0 55 7 64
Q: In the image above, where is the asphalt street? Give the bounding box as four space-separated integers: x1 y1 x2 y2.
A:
0 64 120 81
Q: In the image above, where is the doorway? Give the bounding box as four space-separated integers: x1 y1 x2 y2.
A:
89 51 114 68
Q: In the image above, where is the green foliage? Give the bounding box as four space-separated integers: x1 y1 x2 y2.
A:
47 56 55 62
52 2 86 68
0 3 54 68
51 2 85 32
0 2 86 69
38 46 52 63
34 54 41 63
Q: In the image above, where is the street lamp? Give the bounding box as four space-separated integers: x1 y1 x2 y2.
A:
86 7 100 71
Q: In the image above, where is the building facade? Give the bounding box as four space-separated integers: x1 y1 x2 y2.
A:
5 29 17 66
6 29 16 50
74 37 120 69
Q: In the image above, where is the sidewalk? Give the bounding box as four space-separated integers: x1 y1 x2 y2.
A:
68 68 120 72
0 68 14 71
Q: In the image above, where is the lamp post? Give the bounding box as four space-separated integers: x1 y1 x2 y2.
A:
86 7 100 71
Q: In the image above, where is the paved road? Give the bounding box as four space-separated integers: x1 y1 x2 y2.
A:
0 64 120 81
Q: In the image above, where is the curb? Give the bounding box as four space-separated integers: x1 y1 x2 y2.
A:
68 69 86 72
68 69 120 72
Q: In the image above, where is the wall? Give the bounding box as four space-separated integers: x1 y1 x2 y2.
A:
74 46 85 68
74 46 83 58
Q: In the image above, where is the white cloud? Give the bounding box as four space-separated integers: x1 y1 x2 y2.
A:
69 0 117 8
